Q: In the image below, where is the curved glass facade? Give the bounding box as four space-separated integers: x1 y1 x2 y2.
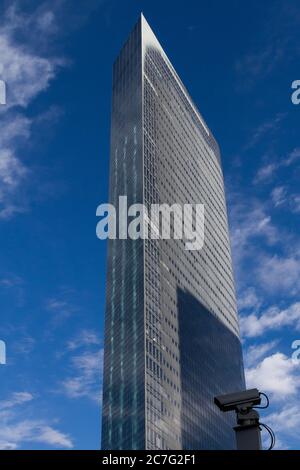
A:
101 15 245 450
101 20 145 450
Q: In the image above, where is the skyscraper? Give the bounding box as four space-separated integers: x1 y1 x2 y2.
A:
101 14 245 450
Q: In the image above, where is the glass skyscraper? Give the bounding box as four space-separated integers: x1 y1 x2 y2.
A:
101 14 245 450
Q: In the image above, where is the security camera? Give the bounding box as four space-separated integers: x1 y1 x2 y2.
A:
214 388 261 412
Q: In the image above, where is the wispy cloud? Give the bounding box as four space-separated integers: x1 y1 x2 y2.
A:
266 404 300 447
257 254 300 295
46 298 76 316
0 391 73 449
0 274 23 288
230 200 278 271
284 148 300 166
0 28 63 109
0 2 66 219
58 329 102 403
67 329 101 351
0 391 33 410
240 301 300 338
0 273 25 307
244 113 286 152
254 163 277 184
229 191 300 301
0 420 73 450
269 185 300 214
0 139 30 219
244 341 278 368
45 290 79 323
254 147 300 184
237 286 261 312
271 186 287 207
292 195 300 213
61 350 103 402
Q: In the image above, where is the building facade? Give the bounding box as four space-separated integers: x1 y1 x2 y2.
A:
101 15 245 450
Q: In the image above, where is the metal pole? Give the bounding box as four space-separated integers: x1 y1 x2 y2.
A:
234 409 262 450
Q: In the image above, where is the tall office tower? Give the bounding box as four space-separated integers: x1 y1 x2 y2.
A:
102 15 245 450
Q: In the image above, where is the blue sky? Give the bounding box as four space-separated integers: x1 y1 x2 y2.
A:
0 0 299 450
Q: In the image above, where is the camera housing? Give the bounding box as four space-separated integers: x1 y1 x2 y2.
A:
214 388 261 412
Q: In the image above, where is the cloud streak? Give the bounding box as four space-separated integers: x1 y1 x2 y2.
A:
62 350 103 402
0 1 66 218
240 302 300 338
0 391 73 449
254 147 300 184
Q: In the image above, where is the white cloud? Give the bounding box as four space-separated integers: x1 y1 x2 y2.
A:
244 341 278 367
2 3 58 40
0 391 33 410
254 163 277 183
240 301 300 337
0 391 73 449
0 114 31 218
62 350 103 402
45 293 78 322
266 404 300 437
0 1 103 218
0 149 27 187
230 201 278 269
238 287 261 312
0 420 73 450
257 255 300 295
46 299 71 312
229 195 300 304
0 2 65 218
283 147 300 166
292 195 300 213
257 401 300 449
0 35 61 109
245 352 300 400
254 147 300 184
0 441 17 450
233 205 277 248
244 348 299 447
1 114 31 143
0 274 23 288
271 186 287 207
67 330 100 351
34 425 73 448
